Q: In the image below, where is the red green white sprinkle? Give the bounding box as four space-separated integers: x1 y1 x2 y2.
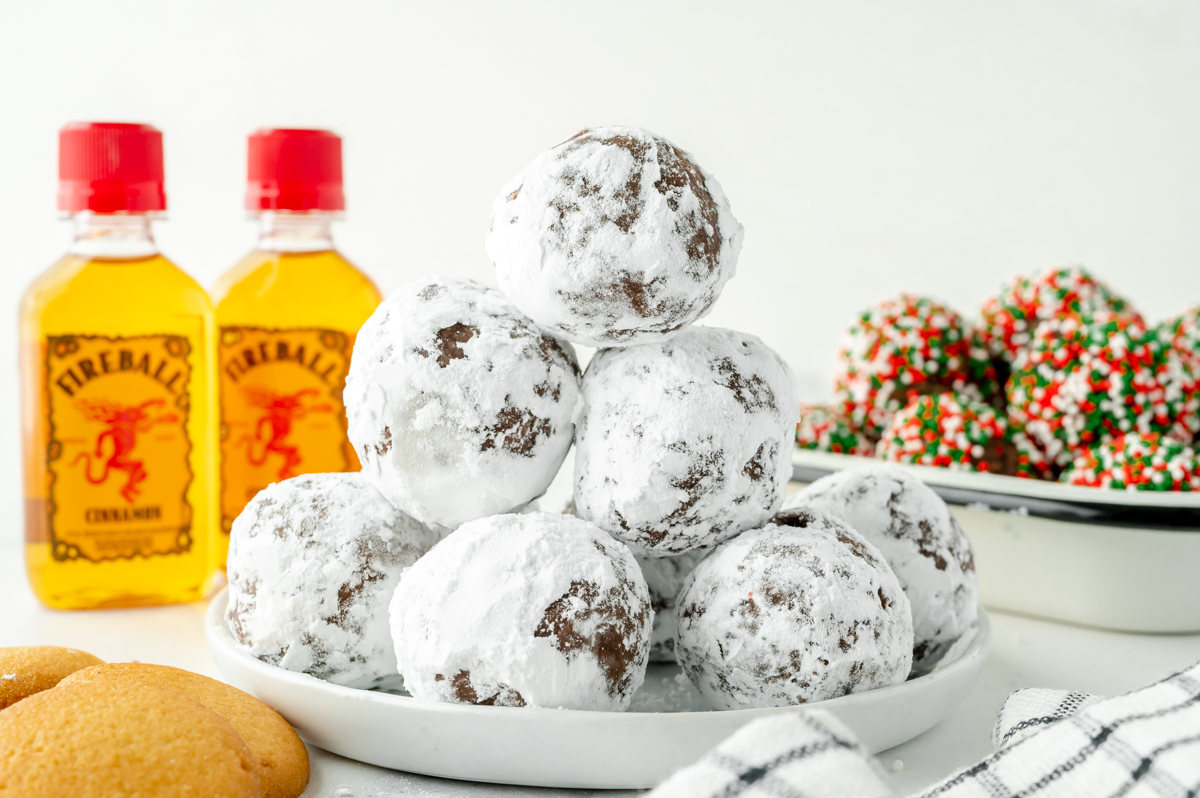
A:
1010 431 1055 481
1007 314 1200 466
795 404 874 456
834 294 997 437
1160 307 1200 389
1061 432 1200 491
876 392 1009 472
978 265 1141 361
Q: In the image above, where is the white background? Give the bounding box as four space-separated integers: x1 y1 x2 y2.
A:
3 6 1200 792
2 0 1200 477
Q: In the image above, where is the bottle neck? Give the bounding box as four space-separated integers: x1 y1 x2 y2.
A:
256 211 337 253
68 213 159 259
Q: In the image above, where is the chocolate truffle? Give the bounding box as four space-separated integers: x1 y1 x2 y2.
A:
833 294 998 438
574 325 796 556
390 512 653 711
345 276 580 529
487 126 743 347
795 403 875 456
784 464 977 673
226 473 438 690
979 265 1141 362
674 507 913 709
1007 315 1200 466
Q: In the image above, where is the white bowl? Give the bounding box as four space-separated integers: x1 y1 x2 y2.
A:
793 449 1200 633
206 589 989 790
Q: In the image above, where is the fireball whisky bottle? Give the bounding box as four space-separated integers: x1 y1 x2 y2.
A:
211 129 381 568
20 123 217 608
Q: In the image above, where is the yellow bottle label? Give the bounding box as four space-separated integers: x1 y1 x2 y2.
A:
43 334 194 562
218 327 355 533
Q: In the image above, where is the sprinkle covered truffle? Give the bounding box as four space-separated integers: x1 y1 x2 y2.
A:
1061 432 1200 491
795 403 875 456
978 265 1142 362
1161 307 1200 374
833 294 998 437
875 392 1012 473
1007 315 1200 466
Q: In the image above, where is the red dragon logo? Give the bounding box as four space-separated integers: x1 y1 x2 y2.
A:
71 398 179 503
240 387 333 480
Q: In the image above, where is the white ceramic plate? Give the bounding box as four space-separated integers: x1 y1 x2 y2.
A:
793 449 1200 633
207 589 990 790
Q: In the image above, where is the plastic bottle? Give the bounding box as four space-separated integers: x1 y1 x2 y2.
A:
20 122 217 608
211 129 381 567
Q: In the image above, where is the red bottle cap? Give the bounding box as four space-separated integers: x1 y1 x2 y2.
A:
246 128 344 212
58 122 166 213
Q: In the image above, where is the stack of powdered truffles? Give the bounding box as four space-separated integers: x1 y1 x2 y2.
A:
224 126 978 714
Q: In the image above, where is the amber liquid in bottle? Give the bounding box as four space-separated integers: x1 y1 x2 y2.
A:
211 212 381 567
21 214 217 609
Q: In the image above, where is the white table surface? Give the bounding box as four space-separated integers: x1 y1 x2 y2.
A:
5 529 1200 797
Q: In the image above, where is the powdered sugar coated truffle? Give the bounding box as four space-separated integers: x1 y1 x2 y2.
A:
487 126 744 347
226 473 439 690
390 512 652 711
675 507 913 709
637 550 708 663
574 326 797 556
345 277 581 529
785 464 977 672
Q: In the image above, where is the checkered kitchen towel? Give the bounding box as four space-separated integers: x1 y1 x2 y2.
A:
990 687 1105 750
649 658 1200 798
650 710 895 798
